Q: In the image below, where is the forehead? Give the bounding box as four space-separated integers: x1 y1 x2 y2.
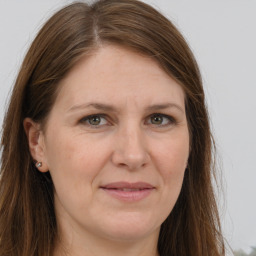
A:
54 45 185 111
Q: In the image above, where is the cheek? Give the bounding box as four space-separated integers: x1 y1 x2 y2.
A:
153 131 189 206
43 132 107 213
156 132 189 177
44 129 111 187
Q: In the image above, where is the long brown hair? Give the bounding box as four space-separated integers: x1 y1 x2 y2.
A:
0 0 225 255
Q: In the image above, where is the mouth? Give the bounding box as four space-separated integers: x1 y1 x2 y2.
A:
100 182 155 202
107 188 149 191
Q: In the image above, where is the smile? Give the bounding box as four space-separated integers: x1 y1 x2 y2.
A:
100 182 155 202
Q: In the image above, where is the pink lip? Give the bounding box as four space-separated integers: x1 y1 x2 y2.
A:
100 182 155 202
101 182 155 189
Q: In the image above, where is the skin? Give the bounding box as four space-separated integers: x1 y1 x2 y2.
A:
24 45 190 256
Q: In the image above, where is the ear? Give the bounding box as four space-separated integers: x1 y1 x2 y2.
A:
23 118 49 172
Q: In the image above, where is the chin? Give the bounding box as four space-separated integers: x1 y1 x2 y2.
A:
96 212 160 242
105 228 159 243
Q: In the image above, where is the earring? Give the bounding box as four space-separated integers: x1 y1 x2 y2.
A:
36 162 42 168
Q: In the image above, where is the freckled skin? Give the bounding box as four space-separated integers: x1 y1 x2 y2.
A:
36 45 190 255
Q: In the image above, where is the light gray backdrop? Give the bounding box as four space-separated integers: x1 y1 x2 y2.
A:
0 0 255 254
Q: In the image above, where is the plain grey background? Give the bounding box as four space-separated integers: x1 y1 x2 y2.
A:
0 0 255 254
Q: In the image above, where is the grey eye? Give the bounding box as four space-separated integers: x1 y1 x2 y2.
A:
88 116 102 125
80 115 108 127
151 115 164 125
147 114 175 126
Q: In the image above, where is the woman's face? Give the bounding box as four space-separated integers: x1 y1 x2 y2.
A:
37 45 189 243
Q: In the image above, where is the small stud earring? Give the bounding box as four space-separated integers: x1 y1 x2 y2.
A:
36 162 42 168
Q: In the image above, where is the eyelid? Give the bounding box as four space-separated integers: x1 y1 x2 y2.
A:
78 112 177 129
79 114 110 127
146 113 177 126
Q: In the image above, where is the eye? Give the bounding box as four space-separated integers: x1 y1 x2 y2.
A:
147 114 176 126
80 115 108 127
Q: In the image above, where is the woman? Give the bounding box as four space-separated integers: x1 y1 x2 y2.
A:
0 0 226 255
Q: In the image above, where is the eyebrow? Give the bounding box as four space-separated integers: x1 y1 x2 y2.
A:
68 103 116 113
67 102 184 113
146 103 184 113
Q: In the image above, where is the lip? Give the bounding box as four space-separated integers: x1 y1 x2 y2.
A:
100 182 155 202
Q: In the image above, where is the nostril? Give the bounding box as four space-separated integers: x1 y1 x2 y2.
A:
112 151 149 171
111 131 150 170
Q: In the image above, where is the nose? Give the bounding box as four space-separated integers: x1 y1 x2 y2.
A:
111 125 150 170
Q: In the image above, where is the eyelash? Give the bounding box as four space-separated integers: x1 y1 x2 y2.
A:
147 113 176 126
79 114 109 128
79 113 176 128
